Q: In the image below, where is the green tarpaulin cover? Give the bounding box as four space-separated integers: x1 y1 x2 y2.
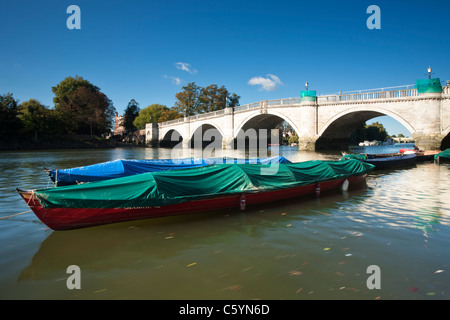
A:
415 78 442 93
34 160 375 209
434 149 450 160
340 154 367 161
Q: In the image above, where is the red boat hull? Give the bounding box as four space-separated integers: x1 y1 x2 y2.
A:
18 175 367 230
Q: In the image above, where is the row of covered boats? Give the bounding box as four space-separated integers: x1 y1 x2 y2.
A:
17 148 450 231
18 156 374 230
341 148 450 169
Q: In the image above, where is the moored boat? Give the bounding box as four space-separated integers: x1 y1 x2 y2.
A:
434 149 450 164
45 156 290 186
399 149 439 162
18 159 374 230
341 153 417 169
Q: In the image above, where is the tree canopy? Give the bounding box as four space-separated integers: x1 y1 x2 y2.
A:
0 93 22 141
133 104 183 129
349 121 389 145
52 76 115 136
19 99 51 142
52 75 100 108
173 82 240 116
123 99 140 132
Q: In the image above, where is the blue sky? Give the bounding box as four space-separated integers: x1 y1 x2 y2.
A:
1 0 449 136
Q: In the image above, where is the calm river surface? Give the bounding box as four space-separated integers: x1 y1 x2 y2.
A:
0 146 449 300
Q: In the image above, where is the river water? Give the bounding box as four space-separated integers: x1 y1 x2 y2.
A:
0 146 449 300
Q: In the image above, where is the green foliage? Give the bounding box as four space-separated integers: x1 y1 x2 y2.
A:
0 93 22 141
123 99 140 132
173 82 201 117
18 99 70 142
349 121 389 145
173 82 240 116
198 84 228 113
19 99 50 142
158 108 183 122
365 122 388 142
53 76 115 136
134 104 168 129
288 132 299 144
52 75 100 109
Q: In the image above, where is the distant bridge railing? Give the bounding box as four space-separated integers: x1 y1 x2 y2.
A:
317 88 418 103
159 87 429 127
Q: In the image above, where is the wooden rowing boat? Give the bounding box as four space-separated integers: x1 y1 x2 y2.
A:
341 153 417 169
18 160 374 231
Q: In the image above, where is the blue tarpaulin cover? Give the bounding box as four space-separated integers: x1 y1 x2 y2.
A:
37 159 375 209
47 156 291 185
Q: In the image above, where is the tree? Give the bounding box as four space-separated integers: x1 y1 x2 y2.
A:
158 108 183 123
0 93 22 141
349 121 388 145
198 84 229 113
366 122 388 142
288 132 299 145
173 82 201 116
123 99 140 132
133 104 169 129
53 76 115 136
19 99 50 143
349 123 368 145
228 93 240 108
52 75 99 109
173 82 240 116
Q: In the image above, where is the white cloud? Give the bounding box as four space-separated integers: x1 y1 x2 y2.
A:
248 74 284 91
174 62 197 74
164 75 184 85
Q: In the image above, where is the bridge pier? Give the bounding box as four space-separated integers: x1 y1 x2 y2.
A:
297 137 317 151
413 133 444 151
296 97 318 151
145 123 159 147
222 136 235 150
410 92 446 151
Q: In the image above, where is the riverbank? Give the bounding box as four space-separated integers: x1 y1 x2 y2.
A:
0 137 147 151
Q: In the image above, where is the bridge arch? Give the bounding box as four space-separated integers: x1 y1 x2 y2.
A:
440 126 450 150
188 123 224 148
160 129 184 148
317 107 416 149
232 110 302 149
234 110 301 138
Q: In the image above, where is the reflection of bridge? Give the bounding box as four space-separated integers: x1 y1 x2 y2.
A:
146 84 450 151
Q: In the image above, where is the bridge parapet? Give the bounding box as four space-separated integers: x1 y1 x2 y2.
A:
159 117 184 127
317 88 419 104
233 98 303 114
443 85 450 95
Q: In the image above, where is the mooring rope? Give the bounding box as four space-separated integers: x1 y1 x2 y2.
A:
0 210 32 220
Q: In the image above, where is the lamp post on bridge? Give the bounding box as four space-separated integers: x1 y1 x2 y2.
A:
428 66 432 79
305 82 309 91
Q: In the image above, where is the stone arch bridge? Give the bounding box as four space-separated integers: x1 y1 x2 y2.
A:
146 84 450 151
